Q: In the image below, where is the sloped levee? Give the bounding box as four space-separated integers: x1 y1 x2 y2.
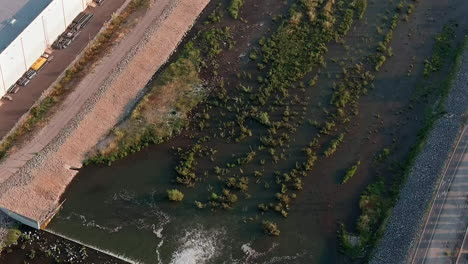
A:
0 0 210 229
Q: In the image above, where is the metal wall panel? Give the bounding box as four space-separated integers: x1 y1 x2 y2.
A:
0 38 27 96
0 0 92 97
0 63 6 95
42 0 66 46
63 0 84 26
21 19 47 68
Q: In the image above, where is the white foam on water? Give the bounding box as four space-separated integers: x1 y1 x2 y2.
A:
152 224 164 238
156 238 165 264
169 227 226 264
55 197 172 263
68 212 123 233
45 229 144 264
238 242 278 263
263 252 306 264
111 189 137 202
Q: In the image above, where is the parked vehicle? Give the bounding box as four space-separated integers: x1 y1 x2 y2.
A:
31 57 48 72
75 13 93 30
52 12 93 50
17 77 30 86
25 69 37 80
7 84 19 94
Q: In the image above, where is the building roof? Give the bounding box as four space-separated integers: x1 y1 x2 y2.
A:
0 0 53 53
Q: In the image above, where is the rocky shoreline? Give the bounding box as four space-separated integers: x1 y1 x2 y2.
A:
370 46 468 263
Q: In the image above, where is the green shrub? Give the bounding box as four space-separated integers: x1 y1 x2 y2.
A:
375 55 386 71
324 133 344 157
342 160 361 184
256 112 271 126
207 4 224 23
354 0 368 19
262 220 280 236
423 24 456 76
167 189 184 202
336 9 354 37
4 228 21 248
375 148 391 162
228 0 244 19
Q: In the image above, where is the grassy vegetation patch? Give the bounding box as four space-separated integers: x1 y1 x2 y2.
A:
228 0 244 19
87 43 204 165
262 220 281 236
88 25 234 164
324 133 344 157
354 0 368 19
424 24 456 76
167 189 184 202
0 227 22 250
342 160 360 184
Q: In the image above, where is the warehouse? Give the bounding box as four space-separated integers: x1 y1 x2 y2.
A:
0 0 94 96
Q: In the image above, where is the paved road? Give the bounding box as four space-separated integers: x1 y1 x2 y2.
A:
0 0 126 139
411 126 468 264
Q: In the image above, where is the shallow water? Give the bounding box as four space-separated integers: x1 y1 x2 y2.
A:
47 143 332 264
44 0 468 263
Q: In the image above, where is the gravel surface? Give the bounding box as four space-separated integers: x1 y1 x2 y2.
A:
370 48 468 264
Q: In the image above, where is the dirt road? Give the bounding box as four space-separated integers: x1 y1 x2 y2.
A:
0 0 209 225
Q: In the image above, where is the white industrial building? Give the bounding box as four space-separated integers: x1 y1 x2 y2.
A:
0 0 94 96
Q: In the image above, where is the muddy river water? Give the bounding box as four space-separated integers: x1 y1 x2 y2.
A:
47 146 339 263
30 0 468 263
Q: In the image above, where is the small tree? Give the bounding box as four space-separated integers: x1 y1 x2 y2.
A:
167 189 184 202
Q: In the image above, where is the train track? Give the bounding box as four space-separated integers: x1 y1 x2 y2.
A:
411 125 468 264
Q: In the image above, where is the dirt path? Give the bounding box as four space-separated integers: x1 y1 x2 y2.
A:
0 0 209 225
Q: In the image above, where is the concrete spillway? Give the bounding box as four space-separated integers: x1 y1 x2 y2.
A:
0 208 40 229
0 0 210 229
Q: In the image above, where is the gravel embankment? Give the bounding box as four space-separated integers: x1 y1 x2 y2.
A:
370 48 468 263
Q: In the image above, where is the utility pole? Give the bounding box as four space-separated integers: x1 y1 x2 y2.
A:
0 64 6 94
